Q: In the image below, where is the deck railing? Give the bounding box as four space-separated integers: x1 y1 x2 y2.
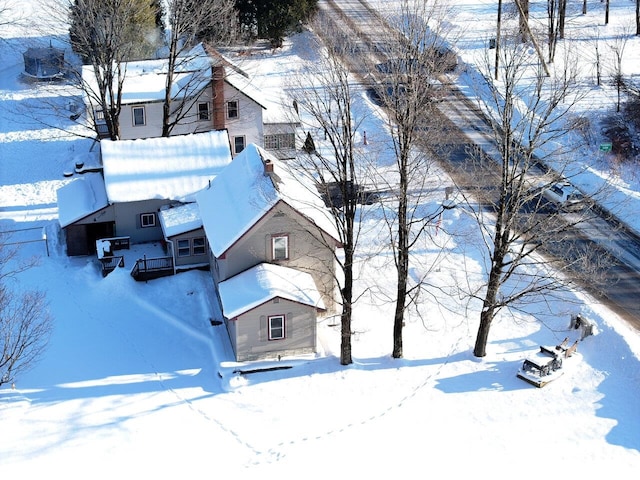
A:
100 255 124 277
131 256 174 281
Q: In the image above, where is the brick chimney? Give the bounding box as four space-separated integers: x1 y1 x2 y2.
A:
212 65 225 130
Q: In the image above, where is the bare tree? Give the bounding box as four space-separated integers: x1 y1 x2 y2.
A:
373 0 458 358
495 0 549 78
588 27 604 86
161 0 238 137
288 14 372 365
547 0 562 63
0 0 16 29
608 26 630 113
464 36 592 357
0 239 52 388
64 0 161 140
517 0 530 43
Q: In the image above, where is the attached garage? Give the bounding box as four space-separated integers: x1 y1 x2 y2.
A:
57 173 114 256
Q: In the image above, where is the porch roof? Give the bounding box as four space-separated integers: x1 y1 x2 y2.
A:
219 263 325 319
158 203 202 238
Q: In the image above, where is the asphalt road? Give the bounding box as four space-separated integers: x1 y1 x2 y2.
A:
319 0 640 332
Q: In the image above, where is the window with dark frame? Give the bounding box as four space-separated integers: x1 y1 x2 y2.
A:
193 237 206 255
268 315 285 340
177 239 190 257
133 106 145 126
264 133 296 150
272 234 288 261
140 213 156 228
198 102 210 121
233 136 245 154
226 100 238 119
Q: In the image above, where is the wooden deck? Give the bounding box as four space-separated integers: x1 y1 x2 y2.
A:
130 256 174 281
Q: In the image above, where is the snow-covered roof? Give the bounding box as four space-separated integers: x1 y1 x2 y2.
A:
82 44 214 105
56 173 109 228
196 143 339 257
101 130 232 203
219 263 325 319
224 69 267 110
158 203 202 238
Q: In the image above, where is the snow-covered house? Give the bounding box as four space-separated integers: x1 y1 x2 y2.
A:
219 263 325 361
57 130 232 256
196 144 340 360
82 44 298 158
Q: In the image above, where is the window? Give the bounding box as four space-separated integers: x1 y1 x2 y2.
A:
226 100 238 119
272 234 288 261
264 133 296 150
140 213 156 228
132 106 145 126
268 315 285 340
193 237 206 255
177 239 190 257
94 109 105 121
198 102 210 121
233 136 245 154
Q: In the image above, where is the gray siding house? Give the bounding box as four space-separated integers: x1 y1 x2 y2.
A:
197 144 341 314
57 130 232 256
197 144 341 361
58 136 340 363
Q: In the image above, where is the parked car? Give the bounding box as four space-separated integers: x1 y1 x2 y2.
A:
317 180 380 208
541 183 585 211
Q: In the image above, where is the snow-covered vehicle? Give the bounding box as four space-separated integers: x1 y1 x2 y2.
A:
541 183 585 211
517 338 579 388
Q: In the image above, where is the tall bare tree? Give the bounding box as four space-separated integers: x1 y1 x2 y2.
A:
161 0 238 137
0 239 52 388
547 0 561 63
373 0 458 358
464 36 592 357
288 13 373 365
65 0 161 140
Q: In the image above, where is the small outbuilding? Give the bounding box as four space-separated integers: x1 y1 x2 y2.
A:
23 46 65 80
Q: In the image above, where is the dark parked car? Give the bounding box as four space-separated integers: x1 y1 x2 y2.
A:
317 180 380 208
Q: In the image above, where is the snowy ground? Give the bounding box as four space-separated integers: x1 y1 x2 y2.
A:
2 0 640 477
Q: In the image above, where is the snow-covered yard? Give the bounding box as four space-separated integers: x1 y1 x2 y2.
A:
2 0 640 476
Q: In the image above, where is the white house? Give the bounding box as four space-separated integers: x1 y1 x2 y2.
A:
82 44 298 157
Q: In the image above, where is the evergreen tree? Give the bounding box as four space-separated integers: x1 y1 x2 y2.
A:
236 0 317 46
69 0 162 63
